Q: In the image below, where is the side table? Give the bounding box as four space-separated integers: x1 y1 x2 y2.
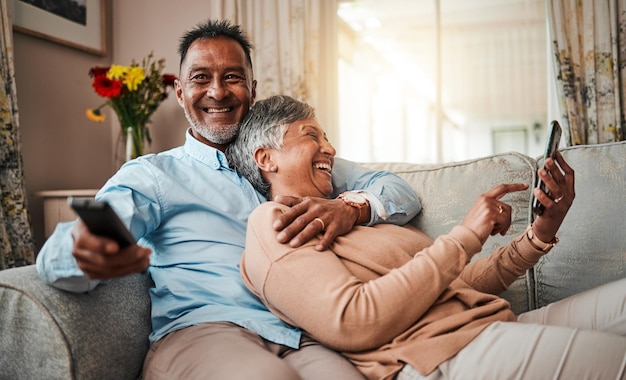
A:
35 189 99 237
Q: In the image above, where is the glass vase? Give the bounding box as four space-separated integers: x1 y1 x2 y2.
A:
125 125 146 161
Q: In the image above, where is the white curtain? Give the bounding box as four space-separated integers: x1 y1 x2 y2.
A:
209 0 339 143
337 0 547 163
548 0 626 145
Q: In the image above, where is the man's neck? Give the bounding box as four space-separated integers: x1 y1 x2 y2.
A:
189 129 229 152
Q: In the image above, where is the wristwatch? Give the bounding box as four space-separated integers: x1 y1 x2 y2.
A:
338 192 368 225
525 224 559 252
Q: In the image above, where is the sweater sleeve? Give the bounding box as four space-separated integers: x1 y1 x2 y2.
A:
460 231 546 294
241 202 483 352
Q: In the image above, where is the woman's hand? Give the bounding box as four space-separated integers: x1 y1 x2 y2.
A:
461 183 529 245
272 195 364 250
531 151 575 243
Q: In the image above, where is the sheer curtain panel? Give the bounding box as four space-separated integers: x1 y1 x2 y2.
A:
548 0 626 145
208 0 339 143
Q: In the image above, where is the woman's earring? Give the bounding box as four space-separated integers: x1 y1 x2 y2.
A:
270 166 277 173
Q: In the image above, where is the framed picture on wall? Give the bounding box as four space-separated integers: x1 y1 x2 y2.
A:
11 0 107 56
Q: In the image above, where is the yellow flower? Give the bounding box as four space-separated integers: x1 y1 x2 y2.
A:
107 64 129 80
86 108 106 122
86 52 177 158
125 66 145 92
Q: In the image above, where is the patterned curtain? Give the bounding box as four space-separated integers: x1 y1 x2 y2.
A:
0 0 35 269
208 0 339 142
548 0 626 145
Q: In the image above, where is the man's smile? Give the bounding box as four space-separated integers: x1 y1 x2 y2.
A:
203 107 232 113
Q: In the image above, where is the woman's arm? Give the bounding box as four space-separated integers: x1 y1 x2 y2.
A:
242 202 482 352
460 231 546 294
272 158 422 251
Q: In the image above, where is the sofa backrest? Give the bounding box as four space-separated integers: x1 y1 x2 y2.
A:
362 152 537 313
533 141 626 308
363 140 626 314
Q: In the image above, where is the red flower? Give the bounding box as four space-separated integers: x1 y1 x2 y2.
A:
162 74 177 88
85 52 177 159
89 66 110 78
92 75 123 98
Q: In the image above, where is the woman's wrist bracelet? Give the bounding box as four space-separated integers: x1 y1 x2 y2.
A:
525 224 559 252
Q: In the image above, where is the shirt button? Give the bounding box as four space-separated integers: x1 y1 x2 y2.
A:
212 162 219 169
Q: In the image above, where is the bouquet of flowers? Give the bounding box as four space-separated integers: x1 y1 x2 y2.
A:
86 52 176 159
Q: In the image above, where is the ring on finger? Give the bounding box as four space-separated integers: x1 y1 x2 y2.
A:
498 205 504 214
313 217 325 231
554 195 564 203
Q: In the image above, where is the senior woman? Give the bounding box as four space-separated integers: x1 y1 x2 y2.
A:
226 95 626 380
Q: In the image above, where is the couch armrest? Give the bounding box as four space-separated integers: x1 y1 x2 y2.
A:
0 265 152 380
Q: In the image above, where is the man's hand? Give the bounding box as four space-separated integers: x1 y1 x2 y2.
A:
461 183 529 245
71 220 151 279
273 195 366 251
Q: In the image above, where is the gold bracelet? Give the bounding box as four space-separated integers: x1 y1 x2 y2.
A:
525 224 559 252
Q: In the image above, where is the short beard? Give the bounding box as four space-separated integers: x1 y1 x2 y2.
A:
183 108 240 145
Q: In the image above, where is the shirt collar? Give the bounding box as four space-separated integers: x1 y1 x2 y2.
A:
183 128 229 170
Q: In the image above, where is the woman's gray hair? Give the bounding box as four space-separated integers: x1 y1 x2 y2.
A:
226 95 316 200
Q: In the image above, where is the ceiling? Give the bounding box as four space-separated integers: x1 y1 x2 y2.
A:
338 0 545 29
338 0 546 63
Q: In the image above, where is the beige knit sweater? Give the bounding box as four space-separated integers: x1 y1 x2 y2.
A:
241 202 546 380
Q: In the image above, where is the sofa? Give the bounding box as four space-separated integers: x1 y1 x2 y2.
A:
1 140 625 380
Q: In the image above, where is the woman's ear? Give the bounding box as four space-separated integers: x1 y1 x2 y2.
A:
254 148 276 173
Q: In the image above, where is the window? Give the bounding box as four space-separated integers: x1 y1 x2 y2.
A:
338 0 548 163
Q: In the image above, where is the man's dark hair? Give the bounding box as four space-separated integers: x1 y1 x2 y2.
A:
178 19 254 73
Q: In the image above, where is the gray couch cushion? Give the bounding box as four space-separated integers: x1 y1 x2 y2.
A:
533 141 626 308
363 152 537 314
0 265 152 380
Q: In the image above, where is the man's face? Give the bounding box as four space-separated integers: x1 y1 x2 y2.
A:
175 37 257 150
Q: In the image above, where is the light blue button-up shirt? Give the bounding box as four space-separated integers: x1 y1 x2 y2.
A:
37 129 421 348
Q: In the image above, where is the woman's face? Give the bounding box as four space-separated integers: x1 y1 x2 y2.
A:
264 118 336 199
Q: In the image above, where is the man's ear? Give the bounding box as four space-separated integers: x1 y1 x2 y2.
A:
174 79 184 108
254 147 274 173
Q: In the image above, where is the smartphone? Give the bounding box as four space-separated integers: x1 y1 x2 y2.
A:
68 197 135 248
532 120 563 215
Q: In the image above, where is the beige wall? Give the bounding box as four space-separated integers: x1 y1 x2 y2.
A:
14 0 218 251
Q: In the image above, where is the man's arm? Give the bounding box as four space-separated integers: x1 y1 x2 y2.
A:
36 220 102 293
273 157 421 250
37 163 156 292
330 157 421 225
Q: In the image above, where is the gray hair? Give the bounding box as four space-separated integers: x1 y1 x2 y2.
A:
226 95 316 199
